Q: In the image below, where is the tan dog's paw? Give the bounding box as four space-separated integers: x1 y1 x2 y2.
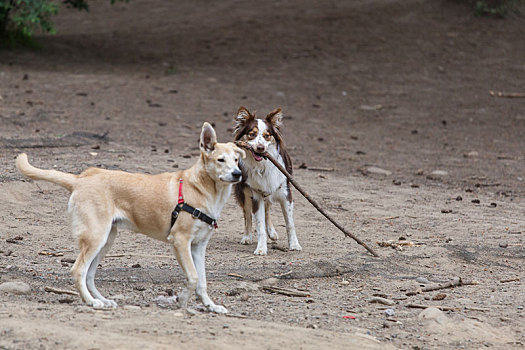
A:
208 304 228 314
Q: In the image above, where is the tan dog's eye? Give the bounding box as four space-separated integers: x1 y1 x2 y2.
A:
235 158 238 162
218 158 225 163
263 132 272 141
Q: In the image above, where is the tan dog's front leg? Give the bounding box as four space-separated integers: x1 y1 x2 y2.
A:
172 236 198 312
192 239 227 313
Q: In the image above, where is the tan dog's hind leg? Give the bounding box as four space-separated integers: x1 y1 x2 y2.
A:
69 195 115 308
85 225 118 307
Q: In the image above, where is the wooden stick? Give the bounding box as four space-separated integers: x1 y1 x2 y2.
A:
500 277 520 283
406 303 458 311
44 286 79 296
489 91 525 98
406 277 479 296
235 141 379 257
261 285 310 297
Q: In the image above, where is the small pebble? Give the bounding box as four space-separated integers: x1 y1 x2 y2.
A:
499 242 508 248
490 202 497 207
471 199 480 204
366 167 392 176
384 308 395 317
416 277 430 284
456 196 463 201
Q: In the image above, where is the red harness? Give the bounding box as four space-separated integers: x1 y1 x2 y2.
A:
170 178 218 230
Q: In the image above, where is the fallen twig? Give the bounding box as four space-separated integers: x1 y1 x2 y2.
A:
370 216 400 221
406 303 458 311
39 251 64 257
307 166 335 172
235 141 379 257
489 91 525 98
44 286 79 296
406 277 479 296
500 277 520 283
261 285 310 297
227 273 245 279
376 240 423 251
464 306 490 312
106 253 174 259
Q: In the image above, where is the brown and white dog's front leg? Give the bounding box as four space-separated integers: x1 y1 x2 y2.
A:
252 192 268 255
277 190 302 251
191 237 227 313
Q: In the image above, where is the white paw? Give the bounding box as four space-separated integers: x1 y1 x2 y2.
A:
91 299 105 309
267 227 279 241
104 299 118 308
240 235 252 245
253 246 268 255
289 242 302 251
208 304 228 314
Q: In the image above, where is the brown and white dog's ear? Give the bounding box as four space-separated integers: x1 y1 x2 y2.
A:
233 106 254 138
200 122 217 153
265 108 283 131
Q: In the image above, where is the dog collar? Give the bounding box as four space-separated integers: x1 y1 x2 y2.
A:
170 178 218 230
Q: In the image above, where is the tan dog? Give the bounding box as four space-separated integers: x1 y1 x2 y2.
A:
16 123 245 313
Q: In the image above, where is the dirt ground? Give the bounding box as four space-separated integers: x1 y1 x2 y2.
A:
1 0 524 349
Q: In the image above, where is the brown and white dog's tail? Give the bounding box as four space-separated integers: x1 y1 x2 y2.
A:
16 153 77 192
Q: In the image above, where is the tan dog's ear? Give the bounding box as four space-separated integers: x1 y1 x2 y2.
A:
265 108 283 131
232 144 246 159
200 122 217 153
233 107 254 139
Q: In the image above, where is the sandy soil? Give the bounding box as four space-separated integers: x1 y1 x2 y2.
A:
1 0 524 349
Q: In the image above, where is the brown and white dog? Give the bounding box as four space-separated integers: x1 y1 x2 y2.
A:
233 107 302 255
16 123 245 313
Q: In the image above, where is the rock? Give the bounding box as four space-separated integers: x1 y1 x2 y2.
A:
384 308 395 317
154 295 177 305
418 307 448 325
238 281 260 292
465 148 482 158
464 151 479 158
123 305 142 311
432 170 448 176
74 306 95 313
369 297 395 306
366 167 392 176
259 278 279 286
499 242 508 248
416 277 430 284
0 281 31 295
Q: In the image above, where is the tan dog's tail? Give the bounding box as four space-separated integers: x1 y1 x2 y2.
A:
16 153 77 192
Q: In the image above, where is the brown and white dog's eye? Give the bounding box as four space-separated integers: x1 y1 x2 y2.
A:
247 131 257 140
263 132 272 141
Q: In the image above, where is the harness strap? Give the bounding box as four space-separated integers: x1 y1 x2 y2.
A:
170 178 218 231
